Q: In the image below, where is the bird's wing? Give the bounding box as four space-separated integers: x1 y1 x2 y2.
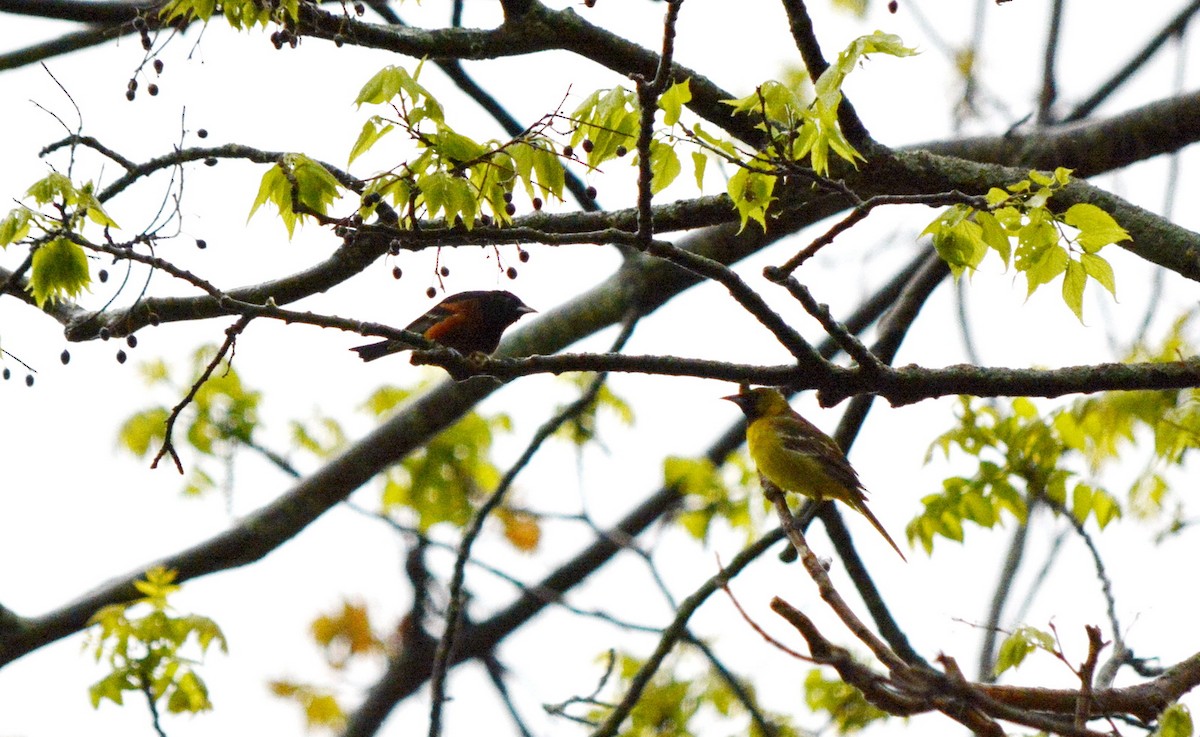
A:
775 421 867 498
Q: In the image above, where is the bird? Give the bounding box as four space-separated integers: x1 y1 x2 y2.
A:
351 289 536 363
723 385 906 561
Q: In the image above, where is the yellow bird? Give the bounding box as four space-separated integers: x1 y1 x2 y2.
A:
723 386 906 561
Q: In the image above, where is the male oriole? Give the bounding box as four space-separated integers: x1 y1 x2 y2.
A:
724 386 906 561
351 290 535 362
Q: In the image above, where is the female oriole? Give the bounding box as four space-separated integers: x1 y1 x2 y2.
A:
724 386 906 561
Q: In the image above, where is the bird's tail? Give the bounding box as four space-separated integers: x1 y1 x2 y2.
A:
853 502 908 562
350 340 402 362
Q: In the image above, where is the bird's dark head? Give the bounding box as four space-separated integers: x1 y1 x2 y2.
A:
722 386 790 421
495 291 537 323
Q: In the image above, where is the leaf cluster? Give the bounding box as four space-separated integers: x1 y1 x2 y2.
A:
589 652 804 737
350 63 567 229
1 173 121 307
119 349 262 496
160 0 299 29
86 567 226 715
923 167 1127 320
917 315 1200 552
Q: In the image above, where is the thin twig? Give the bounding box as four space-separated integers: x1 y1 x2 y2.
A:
150 316 253 473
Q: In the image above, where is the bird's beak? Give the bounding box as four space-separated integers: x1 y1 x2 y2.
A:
721 393 747 411
517 304 537 315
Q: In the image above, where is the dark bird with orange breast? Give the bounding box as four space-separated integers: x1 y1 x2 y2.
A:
351 290 536 362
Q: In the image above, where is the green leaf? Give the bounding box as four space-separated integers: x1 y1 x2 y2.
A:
28 237 90 307
418 170 476 226
1064 202 1130 252
1022 243 1068 298
26 172 75 206
0 208 33 247
249 155 343 237
924 205 986 279
1091 488 1121 529
691 151 707 191
994 626 1054 676
975 211 1011 267
1080 253 1116 296
804 668 888 732
690 122 738 159
291 156 343 217
648 140 681 195
119 408 171 457
436 129 486 165
664 456 725 501
348 117 394 165
658 78 691 126
727 167 776 233
1062 258 1086 321
1155 704 1193 737
530 142 566 200
1071 482 1094 525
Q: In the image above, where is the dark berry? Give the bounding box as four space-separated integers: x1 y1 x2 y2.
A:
334 34 344 47
518 249 530 263
502 191 513 203
148 83 159 96
116 350 127 364
354 2 364 15
439 266 450 277
532 197 543 210
506 267 518 279
125 89 136 102
562 144 574 158
99 327 111 341
196 238 207 249
140 33 152 51
204 157 217 166
584 0 596 6
60 350 70 365
585 186 597 199
480 213 492 226
153 59 164 73
888 0 898 11
426 286 437 298
25 374 33 387
392 266 402 280
98 269 108 283
363 192 381 206
389 240 401 255
615 145 627 157
505 202 516 217
197 128 208 138
582 139 594 153
148 313 161 326
126 335 138 349
127 79 137 91
133 16 147 30
2 367 9 380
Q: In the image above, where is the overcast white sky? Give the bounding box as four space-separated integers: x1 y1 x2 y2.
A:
3 1 1200 736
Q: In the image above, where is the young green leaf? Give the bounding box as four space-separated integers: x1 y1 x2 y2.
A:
727 167 776 233
28 237 90 307
0 208 32 247
1155 703 1194 737
647 140 681 194
691 151 707 191
994 626 1055 676
1064 202 1131 253
1062 258 1087 320
658 78 692 127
